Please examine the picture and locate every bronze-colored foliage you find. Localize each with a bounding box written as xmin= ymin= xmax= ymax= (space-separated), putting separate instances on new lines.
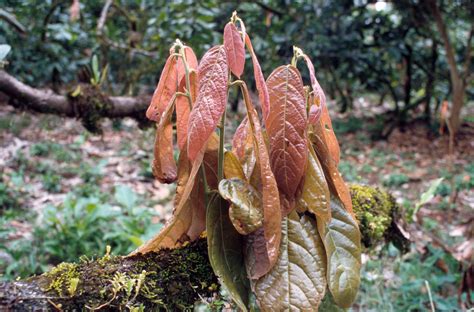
xmin=223 ymin=150 xmax=246 ymax=180
xmin=266 ymin=65 xmax=308 ymax=214
xmin=317 ymin=198 xmax=361 ymax=308
xmin=296 ymin=140 xmax=331 ymax=222
xmin=240 ymin=83 xmax=281 ymax=279
xmin=254 ymin=212 xmax=327 ymax=311
xmin=309 ymin=129 xmax=353 ymax=214
xmin=187 ymin=45 xmax=228 ymax=160
xmin=218 ymin=178 xmax=263 ymax=235
xmin=138 ymin=14 xmax=361 ymax=311
xmin=206 ymin=194 xmax=249 ymax=311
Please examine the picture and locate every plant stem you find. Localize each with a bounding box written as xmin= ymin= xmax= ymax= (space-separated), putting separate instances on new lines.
xmin=201 ymin=165 xmax=209 ymax=208
xmin=217 ymin=107 xmax=226 ymax=182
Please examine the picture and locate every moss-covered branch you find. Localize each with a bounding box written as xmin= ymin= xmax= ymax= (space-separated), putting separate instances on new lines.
xmin=0 ymin=185 xmax=408 ymax=311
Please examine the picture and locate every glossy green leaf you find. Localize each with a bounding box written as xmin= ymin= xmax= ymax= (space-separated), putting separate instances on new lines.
xmin=218 ymin=178 xmax=263 ymax=235
xmin=317 ymin=198 xmax=361 ymax=308
xmin=297 ymin=140 xmax=331 ymax=222
xmin=207 ymin=194 xmax=249 ymax=311
xmin=254 ymin=211 xmax=327 ymax=311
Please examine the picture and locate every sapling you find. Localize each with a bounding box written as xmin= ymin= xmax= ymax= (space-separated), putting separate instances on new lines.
xmin=137 ymin=12 xmax=361 ymax=311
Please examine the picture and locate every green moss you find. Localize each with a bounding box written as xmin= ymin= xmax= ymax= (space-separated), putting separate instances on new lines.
xmin=28 ymin=239 xmax=217 ymax=310
xmin=44 ymin=262 xmax=80 ymax=296
xmin=68 ymin=84 xmax=112 ymax=133
xmin=350 ymin=184 xmax=396 ymax=247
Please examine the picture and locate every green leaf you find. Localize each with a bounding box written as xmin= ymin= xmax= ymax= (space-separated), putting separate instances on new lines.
xmin=91 ymin=54 xmax=100 ymax=83
xmin=254 ymin=211 xmax=327 ymax=311
xmin=319 ymin=291 xmax=347 ymax=311
xmin=317 ymin=198 xmax=361 ymax=308
xmin=114 ymin=185 xmax=137 ymax=209
xmin=0 ymin=44 xmax=11 ymax=61
xmin=297 ymin=142 xmax=331 ymax=222
xmin=206 ymin=194 xmax=249 ymax=311
xmin=218 ymin=178 xmax=263 ymax=235
xmin=415 ymin=178 xmax=444 ymax=213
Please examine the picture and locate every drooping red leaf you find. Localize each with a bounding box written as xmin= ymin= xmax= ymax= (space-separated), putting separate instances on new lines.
xmin=224 ymin=22 xmax=245 ymax=78
xmin=301 ymin=54 xmax=325 ymax=125
xmin=133 ymin=135 xmax=219 ymax=254
xmin=176 ymin=70 xmax=198 ymax=150
xmin=175 ymin=46 xmax=198 ymax=83
xmin=187 ymin=45 xmax=228 ymax=161
xmin=241 ymin=83 xmax=281 ymax=279
xmin=152 ymin=95 xmax=177 ymax=183
xmin=146 ymin=54 xmax=178 ymax=122
xmin=244 ymin=34 xmax=270 ymax=121
xmin=265 ymin=65 xmax=308 ymax=213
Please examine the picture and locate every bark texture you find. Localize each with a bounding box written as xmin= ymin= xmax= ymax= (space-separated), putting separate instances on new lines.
xmin=0 ymin=70 xmax=150 ymax=119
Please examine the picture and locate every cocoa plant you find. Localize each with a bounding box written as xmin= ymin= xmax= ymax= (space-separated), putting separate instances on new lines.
xmin=137 ymin=12 xmax=361 ymax=311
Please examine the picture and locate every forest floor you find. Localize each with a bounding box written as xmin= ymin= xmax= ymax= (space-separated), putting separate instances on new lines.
xmin=0 ymin=100 xmax=472 ymax=311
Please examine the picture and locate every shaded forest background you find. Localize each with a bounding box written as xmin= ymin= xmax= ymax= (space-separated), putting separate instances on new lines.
xmin=0 ymin=0 xmax=473 ymax=310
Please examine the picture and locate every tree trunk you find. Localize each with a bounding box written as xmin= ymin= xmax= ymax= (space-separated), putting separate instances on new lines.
xmin=0 ymin=185 xmax=409 ymax=311
xmin=450 ymin=81 xmax=466 ymax=135
xmin=428 ymin=0 xmax=472 ymax=135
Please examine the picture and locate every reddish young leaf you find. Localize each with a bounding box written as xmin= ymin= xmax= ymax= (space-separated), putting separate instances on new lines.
xmin=266 ymin=65 xmax=308 ymax=211
xmin=301 ymin=54 xmax=325 ymax=125
xmin=175 ymin=46 xmax=199 ymax=83
xmin=176 ymin=70 xmax=198 ymax=150
xmin=187 ymin=45 xmax=228 ymax=161
xmin=224 ymin=22 xmax=245 ymax=78
xmin=152 ymin=95 xmax=177 ymax=183
xmin=241 ymin=83 xmax=281 ymax=279
xmin=146 ymin=54 xmax=178 ymax=122
xmin=244 ymin=34 xmax=270 ymax=121
xmin=232 ymin=116 xmax=250 ymax=160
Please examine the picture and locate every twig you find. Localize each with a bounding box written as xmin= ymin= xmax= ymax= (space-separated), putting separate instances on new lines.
xmin=0 ymin=9 xmax=27 ymax=34
xmin=97 ymin=0 xmax=113 ymax=35
xmin=425 ymin=280 xmax=436 ymax=312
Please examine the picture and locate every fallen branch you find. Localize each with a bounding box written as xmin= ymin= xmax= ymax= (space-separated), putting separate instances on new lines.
xmin=0 ymin=70 xmax=150 ymax=119
xmin=0 ymin=185 xmax=409 ymax=311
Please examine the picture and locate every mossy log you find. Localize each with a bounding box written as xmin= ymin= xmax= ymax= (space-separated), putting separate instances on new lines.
xmin=0 ymin=185 xmax=409 ymax=311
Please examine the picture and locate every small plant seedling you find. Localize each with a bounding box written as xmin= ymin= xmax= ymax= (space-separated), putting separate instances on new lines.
xmin=136 ymin=12 xmax=362 ymax=311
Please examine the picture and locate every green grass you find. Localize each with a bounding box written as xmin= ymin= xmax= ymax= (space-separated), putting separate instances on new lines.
xmin=0 ymin=184 xmax=162 ymax=280
xmin=358 ymin=244 xmax=462 ymax=311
